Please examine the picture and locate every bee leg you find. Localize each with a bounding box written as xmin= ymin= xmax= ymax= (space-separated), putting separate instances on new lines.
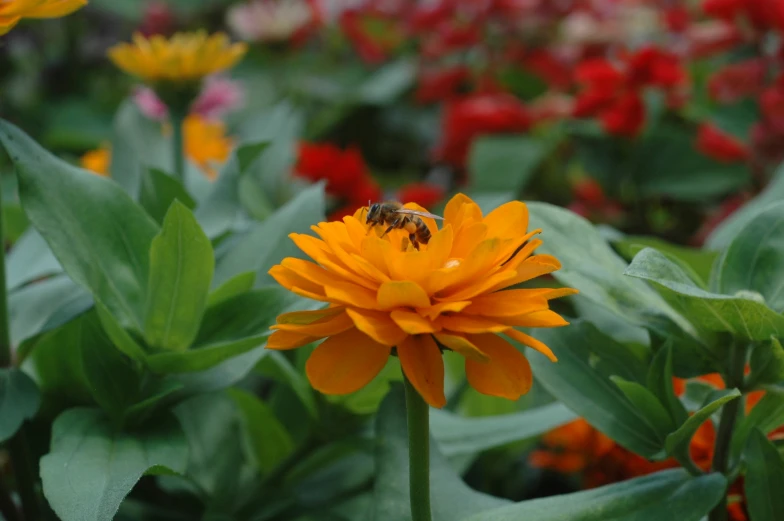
xmin=381 ymin=218 xmax=402 ymax=238
xmin=409 ymin=234 xmax=420 ymax=250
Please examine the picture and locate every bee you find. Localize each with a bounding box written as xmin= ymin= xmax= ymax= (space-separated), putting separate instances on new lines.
xmin=365 ymin=201 xmax=444 ymax=250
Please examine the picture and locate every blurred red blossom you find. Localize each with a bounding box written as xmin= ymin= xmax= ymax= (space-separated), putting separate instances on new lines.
xmin=691 ymin=193 xmax=750 ymax=246
xmin=708 ymin=59 xmax=767 ymax=103
xmin=695 ymin=124 xmax=748 ymax=163
xmin=139 ymin=1 xmax=174 ymax=37
xmin=415 ymin=66 xmax=471 ymax=104
xmin=134 ymin=76 xmax=245 ymax=121
xmin=227 ymin=0 xmax=320 ymax=44
xmin=573 ymin=46 xmax=687 ymax=137
xmin=435 ymin=93 xmax=531 ymax=168
xmin=340 ymin=7 xmax=406 ymax=63
xmin=396 ymin=182 xmax=445 ymax=208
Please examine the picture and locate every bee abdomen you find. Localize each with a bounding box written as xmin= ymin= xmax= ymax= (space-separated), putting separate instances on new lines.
xmin=416 ymin=220 xmax=431 ymax=244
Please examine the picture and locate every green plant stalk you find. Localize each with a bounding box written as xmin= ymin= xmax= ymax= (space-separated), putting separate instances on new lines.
xmin=8 ymin=429 xmax=41 ymax=521
xmin=171 ymin=110 xmax=186 ymax=182
xmin=708 ymin=342 xmax=747 ymax=521
xmin=404 ymin=375 xmax=432 ymax=521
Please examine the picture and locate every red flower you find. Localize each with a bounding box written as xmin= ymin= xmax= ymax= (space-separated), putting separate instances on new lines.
xmin=685 ymin=21 xmax=744 ymax=58
xmin=435 ymin=93 xmax=531 ymax=168
xmin=702 ymin=0 xmax=745 ymax=21
xmin=415 ymin=66 xmax=471 ymax=103
xmin=599 ymin=91 xmax=646 ymax=137
xmin=708 ymin=59 xmax=767 ymax=103
xmin=695 ymin=124 xmax=749 ymax=163
xmin=396 ymin=182 xmax=445 ymax=208
xmin=295 ymin=143 xmax=369 ymax=198
xmin=340 ymin=9 xmax=404 ymax=64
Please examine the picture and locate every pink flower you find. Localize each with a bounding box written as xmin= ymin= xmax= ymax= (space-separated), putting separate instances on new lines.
xmin=227 ymin=0 xmax=318 ymax=43
xmin=133 ymin=77 xmax=245 ymax=121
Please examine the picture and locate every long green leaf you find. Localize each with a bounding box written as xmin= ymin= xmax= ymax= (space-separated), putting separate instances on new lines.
xmin=745 ymin=429 xmax=784 ymax=521
xmin=731 ymin=388 xmax=784 ymax=463
xmin=0 ymin=368 xmax=40 ymax=442
xmin=144 ymin=202 xmax=214 ymax=351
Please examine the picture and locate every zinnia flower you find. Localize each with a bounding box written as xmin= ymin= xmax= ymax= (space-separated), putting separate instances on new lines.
xmin=0 ymin=0 xmax=86 ymax=35
xmin=108 ymin=31 xmax=247 ymax=84
xmin=267 ymin=194 xmax=577 ymax=408
xmin=80 ymin=143 xmax=111 ymax=176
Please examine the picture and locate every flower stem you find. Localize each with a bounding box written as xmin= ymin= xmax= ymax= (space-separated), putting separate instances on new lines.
xmin=171 ymin=110 xmax=186 ymax=182
xmin=708 ymin=342 xmax=747 ymax=521
xmin=404 ymin=374 xmax=432 ymax=521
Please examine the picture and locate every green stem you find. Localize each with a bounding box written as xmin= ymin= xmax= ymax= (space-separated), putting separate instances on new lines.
xmin=708 ymin=342 xmax=747 ymax=521
xmin=171 ymin=111 xmax=186 ymax=182
xmin=404 ymin=375 xmax=432 ymax=521
xmin=8 ymin=426 xmax=42 ymax=521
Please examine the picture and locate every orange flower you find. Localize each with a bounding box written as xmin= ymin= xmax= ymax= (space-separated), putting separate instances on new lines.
xmin=79 ymin=144 xmax=111 ymax=177
xmin=267 ymin=194 xmax=577 ymax=408
xmin=80 ymin=114 xmax=232 ymax=180
xmin=0 ymin=0 xmax=86 ymax=36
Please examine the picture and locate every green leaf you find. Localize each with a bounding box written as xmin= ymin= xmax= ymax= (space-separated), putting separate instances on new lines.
xmin=707 ymin=162 xmax=784 ymax=250
xmin=196 ymin=141 xmax=270 ymax=239
xmin=632 ymin=124 xmax=748 ymax=202
xmin=527 ymin=203 xmax=701 ymax=344
xmin=139 ymin=167 xmax=196 ymax=224
xmin=611 ymin=376 xmax=675 ymax=441
xmin=665 ymin=388 xmax=740 ymax=459
xmin=744 ymin=429 xmax=784 ymax=521
xmin=371 ymin=387 xmax=510 ymax=521
xmin=213 ymin=183 xmax=326 ymax=288
xmin=144 ymin=202 xmax=214 ymax=351
xmin=9 ymin=275 xmax=92 ymax=347
xmin=713 ymin=201 xmax=784 ymax=313
xmin=0 ymin=368 xmax=41 ymax=442
xmin=463 ymin=469 xmax=726 ymax=521
xmin=146 ymin=333 xmax=269 ymax=374
xmin=614 ymin=236 xmax=718 ymax=288
xmin=96 ymin=303 xmax=147 ymax=363
xmin=256 ymin=351 xmax=318 ymax=419
xmin=358 ymin=59 xmax=416 ymax=104
xmin=731 ymin=388 xmax=784 ymax=463
xmin=430 ymin=402 xmax=577 ymax=456
xmin=6 ymin=229 xmax=61 ymax=291
xmin=468 ymin=136 xmax=546 ymax=194
xmin=647 ymin=344 xmax=688 ymax=427
xmin=529 ymin=323 xmax=664 ymax=458
xmin=40 ymin=408 xmax=187 ymax=521
xmin=207 ymin=272 xmax=257 ymax=308
xmin=228 ymin=388 xmax=295 ymax=473
xmin=0 ymin=120 xmax=160 ymax=330
xmin=626 ymin=248 xmax=784 ymax=341
xmin=79 ymin=314 xmax=141 ymax=421
xmin=749 ymin=337 xmax=784 ymax=387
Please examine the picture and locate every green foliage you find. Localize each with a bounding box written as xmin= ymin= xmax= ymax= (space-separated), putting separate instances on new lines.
xmin=731 ymin=389 xmax=784 ymax=463
xmin=468 ymin=136 xmax=547 ymax=194
xmin=0 ymin=368 xmax=40 ymax=442
xmin=139 ymin=167 xmax=196 ymax=224
xmin=744 ymin=430 xmax=784 ymax=521
xmin=40 ymin=408 xmax=187 ymax=521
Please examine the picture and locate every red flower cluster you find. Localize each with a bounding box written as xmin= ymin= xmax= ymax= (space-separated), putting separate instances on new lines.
xmin=395 ymin=182 xmax=445 ymax=209
xmin=574 ymin=46 xmax=688 ymax=137
xmin=294 ymin=143 xmax=382 ymax=220
xmin=567 ymin=178 xmax=624 ymax=225
xmin=702 ymin=0 xmax=784 ymax=32
xmin=435 ymin=93 xmax=531 ymax=168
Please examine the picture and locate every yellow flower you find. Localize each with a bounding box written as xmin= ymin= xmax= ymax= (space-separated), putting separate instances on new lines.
xmin=107 ymin=31 xmax=248 ymax=84
xmin=0 ymin=0 xmax=86 ymax=35
xmin=267 ymin=194 xmax=577 ymax=408
xmin=80 ymin=143 xmax=111 ymax=176
xmin=80 ymin=115 xmax=233 ymax=179
xmin=182 ymin=114 xmax=233 ymax=180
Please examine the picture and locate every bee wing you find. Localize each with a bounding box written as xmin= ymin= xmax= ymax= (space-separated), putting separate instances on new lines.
xmin=394 ymin=208 xmax=444 ymax=220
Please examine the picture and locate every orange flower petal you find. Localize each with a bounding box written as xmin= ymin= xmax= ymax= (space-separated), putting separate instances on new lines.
xmin=267 ymin=330 xmax=319 ymax=350
xmin=425 ymin=225 xmax=454 ymax=270
xmin=281 ymin=258 xmax=338 ymax=288
xmin=345 ymin=308 xmax=408 ymax=346
xmin=429 ymin=238 xmax=501 ymax=295
xmin=418 ymin=300 xmax=472 ymax=320
xmin=398 ymin=334 xmax=446 ymax=408
xmin=463 ymin=292 xmax=550 ymax=317
xmin=361 ymin=236 xmax=394 ymax=277
xmin=443 ymin=271 xmax=518 ymax=302
xmin=324 ymin=281 xmax=379 ymax=309
xmin=506 ymin=310 xmax=570 ymax=328
xmin=305 ymin=328 xmax=391 ymax=395
xmin=444 ymin=193 xmax=482 ymax=231
xmin=440 ymin=315 xmax=510 ymax=334
xmin=499 ymin=238 xmax=544 ymax=271
xmin=268 ymin=265 xmax=327 ymax=299
xmin=275 ymin=306 xmax=344 ymax=325
xmin=434 ymin=332 xmax=488 ymax=362
xmin=390 ymin=310 xmax=440 ymax=335
xmin=483 ymin=201 xmax=529 ymax=241
xmin=499 ymin=255 xmax=562 ymax=290
xmin=272 ymin=310 xmax=354 ymax=337
xmin=504 ymin=329 xmax=558 ymax=362
xmin=377 ymin=280 xmax=431 ymax=310
xmin=465 ymin=333 xmax=532 ymax=400
xmin=451 ymin=222 xmax=488 ymax=260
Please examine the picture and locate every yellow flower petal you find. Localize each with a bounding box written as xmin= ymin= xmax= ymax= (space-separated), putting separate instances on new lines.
xmin=398 ymin=335 xmax=446 ymax=408
xmin=483 ymin=201 xmax=529 ymax=242
xmin=505 ymin=310 xmax=570 ymax=328
xmin=440 ymin=315 xmax=510 ymax=334
xmin=377 ymin=280 xmax=431 ymax=310
xmin=268 ymin=265 xmax=327 ymax=299
xmin=324 ymin=281 xmax=379 ymax=309
xmin=465 ymin=333 xmax=532 ymax=400
xmin=275 ymin=307 xmax=344 ymax=325
xmin=306 ymin=328 xmax=391 ymax=395
xmin=271 ymin=310 xmax=354 ymax=337
xmin=463 ymin=292 xmax=550 ymax=317
xmin=345 ymin=308 xmax=408 ymax=346
xmin=390 ymin=310 xmax=440 ymax=335
xmin=504 ymin=329 xmax=558 ymax=362
xmin=444 ymin=193 xmax=482 ymax=230
xmin=433 ymin=332 xmax=488 ymax=363
xmin=418 ymin=300 xmax=472 ymax=320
